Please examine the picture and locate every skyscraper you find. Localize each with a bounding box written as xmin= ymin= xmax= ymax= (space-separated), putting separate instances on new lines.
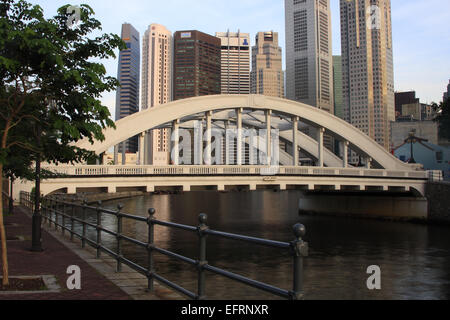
xmin=285 ymin=0 xmax=334 ymax=114
xmin=115 ymin=23 xmax=140 ymax=159
xmin=251 ymin=31 xmax=285 ymax=98
xmin=173 ymin=30 xmax=221 ymax=100
xmin=340 ymin=0 xmax=395 ymax=150
xmin=216 ymin=31 xmax=250 ymax=95
xmin=141 ymin=24 xmax=173 ymax=165
xmin=444 ymin=80 xmax=450 ymax=102
xmin=333 ymin=56 xmax=344 ymax=119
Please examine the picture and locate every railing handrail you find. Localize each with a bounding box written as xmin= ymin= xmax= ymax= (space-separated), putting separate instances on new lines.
xmin=20 ymin=191 xmax=308 ymax=300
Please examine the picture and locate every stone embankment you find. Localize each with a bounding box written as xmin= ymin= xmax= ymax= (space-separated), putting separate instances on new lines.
xmin=426 ymin=182 xmax=450 ymax=224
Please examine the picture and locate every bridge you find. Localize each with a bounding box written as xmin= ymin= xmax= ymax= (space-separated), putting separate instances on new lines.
xmin=13 ymin=94 xmax=438 ymax=203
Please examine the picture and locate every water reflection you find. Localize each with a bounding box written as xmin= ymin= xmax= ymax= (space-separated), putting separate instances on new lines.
xmin=82 ymin=190 xmax=450 ymax=300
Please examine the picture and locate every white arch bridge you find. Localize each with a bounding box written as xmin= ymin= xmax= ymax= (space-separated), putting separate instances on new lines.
xmin=16 ymin=95 xmax=439 ymax=199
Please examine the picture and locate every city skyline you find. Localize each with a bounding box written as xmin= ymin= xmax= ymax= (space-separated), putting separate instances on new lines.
xmin=34 ymin=0 xmax=450 ymax=119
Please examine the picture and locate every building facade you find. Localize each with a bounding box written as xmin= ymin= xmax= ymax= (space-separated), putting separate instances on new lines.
xmin=390 ymin=120 xmax=439 ymax=149
xmin=250 ymin=31 xmax=285 ymax=98
xmin=115 ymin=23 xmax=140 ymax=157
xmin=141 ymin=24 xmax=173 ymax=165
xmin=285 ymin=0 xmax=334 ymax=114
xmin=173 ymin=30 xmax=221 ymax=100
xmin=216 ymin=31 xmax=250 ymax=95
xmin=340 ymin=0 xmax=395 ymax=151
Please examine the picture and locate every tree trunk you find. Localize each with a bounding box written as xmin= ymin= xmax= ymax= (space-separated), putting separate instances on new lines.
xmin=0 ymin=164 xmax=9 ymax=286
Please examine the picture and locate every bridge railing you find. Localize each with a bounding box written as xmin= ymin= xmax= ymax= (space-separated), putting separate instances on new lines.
xmin=40 ymin=164 xmax=431 ymax=180
xmin=20 ymin=192 xmax=308 ymax=300
xmin=428 ymin=170 xmax=444 ymax=182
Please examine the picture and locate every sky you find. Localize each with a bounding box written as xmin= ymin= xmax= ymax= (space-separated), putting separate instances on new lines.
xmin=30 ymin=0 xmax=450 ymax=119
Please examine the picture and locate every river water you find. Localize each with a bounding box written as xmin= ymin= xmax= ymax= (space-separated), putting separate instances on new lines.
xmin=91 ymin=190 xmax=450 ymax=300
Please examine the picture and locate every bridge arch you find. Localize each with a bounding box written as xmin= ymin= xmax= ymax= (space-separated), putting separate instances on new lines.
xmin=76 ymin=94 xmax=415 ymax=171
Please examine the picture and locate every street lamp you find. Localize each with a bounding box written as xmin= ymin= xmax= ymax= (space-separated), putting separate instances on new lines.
xmin=408 ymin=131 xmax=417 ymax=164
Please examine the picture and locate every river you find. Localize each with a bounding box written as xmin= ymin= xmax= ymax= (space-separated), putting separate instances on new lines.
xmin=87 ymin=190 xmax=450 ymax=300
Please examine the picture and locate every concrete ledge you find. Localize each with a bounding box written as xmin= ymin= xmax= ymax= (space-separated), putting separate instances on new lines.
xmin=0 ymin=275 xmax=61 ymax=295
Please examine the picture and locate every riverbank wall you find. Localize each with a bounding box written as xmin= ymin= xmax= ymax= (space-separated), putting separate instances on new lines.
xmin=426 ymin=182 xmax=450 ymax=224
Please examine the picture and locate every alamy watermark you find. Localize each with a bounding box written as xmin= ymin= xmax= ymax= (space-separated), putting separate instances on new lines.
xmin=66 ymin=5 xmax=81 ymax=28
xmin=367 ymin=5 xmax=381 ymax=30
xmin=366 ymin=265 xmax=381 ymax=290
xmin=170 ymin=121 xmax=280 ymax=175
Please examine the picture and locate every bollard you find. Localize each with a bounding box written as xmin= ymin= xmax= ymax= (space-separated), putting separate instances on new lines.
xmin=96 ymin=200 xmax=102 ymax=258
xmin=146 ymin=208 xmax=156 ymax=292
xmin=291 ymin=223 xmax=308 ymax=300
xmin=196 ymin=213 xmax=209 ymax=300
xmin=81 ymin=200 xmax=87 ymax=248
xmin=116 ymin=204 xmax=124 ymax=272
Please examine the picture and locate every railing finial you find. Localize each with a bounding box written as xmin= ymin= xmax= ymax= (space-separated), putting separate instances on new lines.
xmin=293 ymin=223 xmax=306 ymax=240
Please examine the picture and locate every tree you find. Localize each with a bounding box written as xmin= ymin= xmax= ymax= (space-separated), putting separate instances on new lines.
xmin=433 ymin=98 xmax=450 ymax=141
xmin=0 ymin=0 xmax=124 ymax=286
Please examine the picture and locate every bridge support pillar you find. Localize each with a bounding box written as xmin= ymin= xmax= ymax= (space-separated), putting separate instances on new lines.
xmin=279 ymin=183 xmax=287 ymax=191
xmin=318 ymin=127 xmax=325 ymax=167
xmin=122 ymin=142 xmax=126 ymax=165
xmin=67 ymin=186 xmax=76 ymax=194
xmin=365 ymin=157 xmax=372 ymax=169
xmin=146 ymin=185 xmax=155 ymax=193
xmin=217 ymin=184 xmax=225 ymax=191
xmin=342 ymin=141 xmax=349 ymax=168
xmin=107 ymin=186 xmax=116 ymax=194
xmin=265 ymin=110 xmax=272 ymax=165
xmin=292 ymin=116 xmax=299 ymax=166
xmin=249 ymin=184 xmax=257 ymax=191
xmin=205 ymin=111 xmax=212 ymax=165
xmin=172 ymin=120 xmax=180 ymax=165
xmin=237 ymin=108 xmax=243 ymax=165
xmin=183 ymin=185 xmax=191 ymax=192
xmin=194 ymin=121 xmax=203 ymax=165
xmin=114 ymin=145 xmax=119 ymax=165
xmin=139 ymin=133 xmax=145 ymax=165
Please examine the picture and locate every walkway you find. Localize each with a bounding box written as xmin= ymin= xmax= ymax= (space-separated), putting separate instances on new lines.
xmin=0 ymin=206 xmax=182 ymax=300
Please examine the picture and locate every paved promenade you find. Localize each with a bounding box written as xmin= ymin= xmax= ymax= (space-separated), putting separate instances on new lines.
xmin=0 ymin=206 xmax=183 ymax=300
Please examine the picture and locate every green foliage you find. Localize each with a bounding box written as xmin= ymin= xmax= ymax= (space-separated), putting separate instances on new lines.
xmin=0 ymin=0 xmax=125 ymax=180
xmin=433 ymin=98 xmax=450 ymax=141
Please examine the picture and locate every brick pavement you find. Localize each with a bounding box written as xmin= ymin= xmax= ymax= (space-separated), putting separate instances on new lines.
xmin=0 ymin=206 xmax=131 ymax=300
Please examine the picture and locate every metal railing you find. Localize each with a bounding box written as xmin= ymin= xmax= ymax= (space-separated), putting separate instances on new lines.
xmin=2 ymin=191 xmax=14 ymax=215
xmin=20 ymin=192 xmax=308 ymax=300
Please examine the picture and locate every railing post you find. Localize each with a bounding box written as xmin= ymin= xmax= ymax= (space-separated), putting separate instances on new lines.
xmin=116 ymin=204 xmax=124 ymax=273
xmin=146 ymin=208 xmax=156 ymax=292
xmin=81 ymin=200 xmax=87 ymax=248
xmin=196 ymin=213 xmax=209 ymax=300
xmin=70 ymin=201 xmax=75 ymax=241
xmin=96 ymin=200 xmax=102 ymax=258
xmin=290 ymin=223 xmax=308 ymax=300
xmin=48 ymin=196 xmax=56 ymax=228
xmin=55 ymin=196 xmax=59 ymax=231
xmin=62 ymin=196 xmax=66 ymax=236
xmin=9 ymin=194 xmax=13 ymax=216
